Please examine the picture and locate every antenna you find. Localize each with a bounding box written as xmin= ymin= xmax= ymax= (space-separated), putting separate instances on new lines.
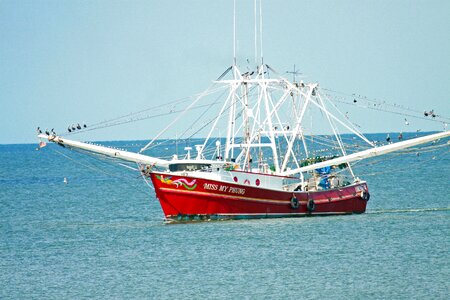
xmin=254 ymin=0 xmax=257 ymax=65
xmin=286 ymin=64 xmax=302 ymax=82
xmin=259 ymin=0 xmax=264 ymax=65
xmin=233 ymin=0 xmax=236 ymax=66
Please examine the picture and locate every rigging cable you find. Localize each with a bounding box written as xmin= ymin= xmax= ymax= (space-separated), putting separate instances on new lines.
xmin=322 ymin=87 xmax=450 ymax=121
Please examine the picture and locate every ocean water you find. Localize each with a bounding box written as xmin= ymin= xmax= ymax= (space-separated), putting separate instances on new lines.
xmin=1 ymin=135 xmax=449 ymax=299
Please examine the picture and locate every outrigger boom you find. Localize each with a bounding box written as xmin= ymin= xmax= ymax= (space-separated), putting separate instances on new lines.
xmin=38 ymin=130 xmax=449 ymax=176
xmin=37 ymin=134 xmax=170 ymax=168
xmin=280 ymin=130 xmax=450 ymax=176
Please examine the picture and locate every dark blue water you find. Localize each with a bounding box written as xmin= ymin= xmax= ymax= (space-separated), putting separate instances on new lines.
xmin=1 ymin=135 xmax=449 ymax=299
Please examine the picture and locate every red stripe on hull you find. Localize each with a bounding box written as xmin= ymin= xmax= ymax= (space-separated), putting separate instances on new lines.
xmin=150 ymin=172 xmax=369 ymax=221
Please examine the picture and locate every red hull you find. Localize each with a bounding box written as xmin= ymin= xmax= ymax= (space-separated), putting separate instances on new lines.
xmin=150 ymin=172 xmax=369 ymax=222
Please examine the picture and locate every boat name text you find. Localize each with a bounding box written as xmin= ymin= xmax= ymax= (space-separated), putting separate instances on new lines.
xmin=203 ymin=183 xmax=245 ymax=195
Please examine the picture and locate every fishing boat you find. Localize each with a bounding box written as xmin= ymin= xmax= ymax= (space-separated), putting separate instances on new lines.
xmin=37 ymin=3 xmax=449 ymax=222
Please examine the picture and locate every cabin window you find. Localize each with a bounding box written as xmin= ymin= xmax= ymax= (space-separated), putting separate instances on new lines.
xmin=169 ymin=163 xmax=212 ymax=172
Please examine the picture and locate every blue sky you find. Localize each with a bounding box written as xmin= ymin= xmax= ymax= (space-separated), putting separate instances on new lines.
xmin=1 ymin=0 xmax=449 ymax=144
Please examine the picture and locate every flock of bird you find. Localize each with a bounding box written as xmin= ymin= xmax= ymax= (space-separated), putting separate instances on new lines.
xmin=67 ymin=123 xmax=87 ymax=132
xmin=36 ymin=123 xmax=87 ymax=136
xmin=36 ymin=127 xmax=55 ymax=136
xmin=423 ymin=110 xmax=437 ymax=118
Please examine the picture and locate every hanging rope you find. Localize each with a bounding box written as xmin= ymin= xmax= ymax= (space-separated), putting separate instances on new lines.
xmin=51 ymin=147 xmax=140 ymax=181
xmin=322 ymin=88 xmax=450 ymax=125
xmin=352 ymin=143 xmax=449 ymax=177
xmin=322 ymin=87 xmax=450 ymax=122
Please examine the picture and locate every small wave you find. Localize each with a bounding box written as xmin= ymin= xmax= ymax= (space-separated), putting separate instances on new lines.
xmin=367 ymin=207 xmax=450 ymax=214
xmin=46 ymin=220 xmax=163 ymax=229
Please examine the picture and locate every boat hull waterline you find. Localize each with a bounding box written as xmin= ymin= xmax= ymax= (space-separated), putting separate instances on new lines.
xmin=150 ymin=172 xmax=369 ymax=222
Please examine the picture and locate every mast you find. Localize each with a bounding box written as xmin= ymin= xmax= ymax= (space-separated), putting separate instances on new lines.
xmin=233 ymin=0 xmax=236 ymax=66
xmin=316 ymin=92 xmax=356 ymax=179
xmin=259 ymin=0 xmax=264 ymax=65
xmin=262 ymin=79 xmax=280 ymax=173
xmin=280 ymin=83 xmax=315 ymax=172
xmin=242 ymin=74 xmax=251 ymax=170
